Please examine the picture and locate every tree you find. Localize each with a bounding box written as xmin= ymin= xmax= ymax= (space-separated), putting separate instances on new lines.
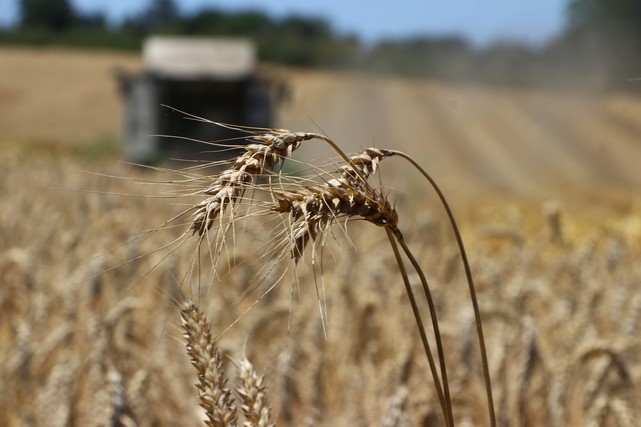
xmin=145 ymin=0 xmax=181 ymax=31
xmin=568 ymin=0 xmax=641 ymax=31
xmin=20 ymin=0 xmax=76 ymax=32
xmin=566 ymin=0 xmax=641 ymax=87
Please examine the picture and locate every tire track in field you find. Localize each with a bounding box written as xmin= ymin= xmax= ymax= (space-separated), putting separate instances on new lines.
xmin=280 ymin=71 xmax=390 ymax=153
xmin=280 ymin=70 xmax=641 ymax=201
xmin=600 ymin=105 xmax=641 ymax=147
xmin=519 ymin=93 xmax=638 ymax=190
xmin=462 ymin=88 xmax=641 ymax=195
xmin=364 ymin=78 xmax=479 ymax=199
xmin=456 ymin=87 xmax=592 ymax=196
xmin=410 ymin=82 xmax=523 ymax=196
xmin=578 ymin=106 xmax=641 ymax=190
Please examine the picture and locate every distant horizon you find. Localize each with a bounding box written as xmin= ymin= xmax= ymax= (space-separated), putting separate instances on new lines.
xmin=0 ymin=0 xmax=570 ymax=48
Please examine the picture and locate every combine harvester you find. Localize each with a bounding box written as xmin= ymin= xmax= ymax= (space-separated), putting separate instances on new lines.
xmin=118 ymin=36 xmax=283 ymax=164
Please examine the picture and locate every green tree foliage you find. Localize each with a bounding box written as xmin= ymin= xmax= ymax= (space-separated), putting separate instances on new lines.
xmin=181 ymin=10 xmax=354 ymax=67
xmin=144 ymin=0 xmax=181 ymax=31
xmin=259 ymin=16 xmax=348 ymax=66
xmin=121 ymin=0 xmax=181 ymax=34
xmin=6 ymin=0 xmax=639 ymax=90
xmin=20 ymin=0 xmax=76 ymax=31
xmin=568 ymin=0 xmax=641 ymax=31
xmin=362 ymin=37 xmax=473 ymax=78
xmin=564 ymin=0 xmax=641 ymax=87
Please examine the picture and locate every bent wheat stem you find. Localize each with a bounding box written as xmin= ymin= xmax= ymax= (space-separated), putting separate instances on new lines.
xmin=387 ymin=149 xmax=496 ymax=427
xmin=391 ymin=227 xmax=454 ymax=427
xmin=185 ymin=128 xmax=492 ymax=427
xmin=386 ymin=228 xmax=452 ymax=427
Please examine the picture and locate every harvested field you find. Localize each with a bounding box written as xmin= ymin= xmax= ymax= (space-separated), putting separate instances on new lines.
xmin=0 ymin=47 xmax=140 ymax=148
xmin=1 ymin=47 xmax=640 ymax=426
xmin=2 ymin=46 xmax=640 ymax=203
xmin=278 ymin=70 xmax=641 ymax=205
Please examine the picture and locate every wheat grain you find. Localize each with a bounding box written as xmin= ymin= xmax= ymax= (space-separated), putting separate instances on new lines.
xmin=380 ymin=386 xmax=410 ymax=427
xmin=126 ymin=368 xmax=151 ymax=426
xmin=35 ymin=351 xmax=79 ymax=427
xmin=609 ymin=397 xmax=636 ymax=427
xmin=181 ymin=300 xmax=238 ymax=427
xmin=235 ymin=357 xmax=275 ymax=427
xmin=190 ymin=130 xmax=318 ymax=236
xmin=272 ymin=184 xmax=397 ymax=262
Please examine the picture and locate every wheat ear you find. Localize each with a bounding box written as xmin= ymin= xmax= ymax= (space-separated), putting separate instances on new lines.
xmin=272 ymin=146 xmax=453 ymax=426
xmin=272 ymin=184 xmax=397 ymax=262
xmin=235 ymin=357 xmax=275 ymax=427
xmin=190 ymin=130 xmax=318 ymax=236
xmin=336 ymin=146 xmax=494 ymax=425
xmin=332 ymin=147 xmax=456 ymax=426
xmin=181 ymin=300 xmax=237 ymax=427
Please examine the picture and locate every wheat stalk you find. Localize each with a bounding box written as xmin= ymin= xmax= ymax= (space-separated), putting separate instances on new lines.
xmin=235 ymin=357 xmax=275 ymax=427
xmin=261 ymin=145 xmax=455 ymax=424
xmin=183 ymin=128 xmax=496 ymax=427
xmin=180 ymin=300 xmax=238 ymax=427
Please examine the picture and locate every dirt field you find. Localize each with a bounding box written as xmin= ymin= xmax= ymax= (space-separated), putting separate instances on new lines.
xmin=0 ymin=47 xmax=141 ymax=148
xmin=1 ymin=46 xmax=640 ymax=205
xmin=278 ymin=70 xmax=641 ymax=205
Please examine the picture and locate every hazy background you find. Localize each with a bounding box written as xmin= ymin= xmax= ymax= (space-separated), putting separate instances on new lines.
xmin=2 ymin=0 xmax=640 ymax=88
xmin=1 ymin=0 xmax=640 ymax=204
xmin=0 ymin=0 xmax=568 ymax=47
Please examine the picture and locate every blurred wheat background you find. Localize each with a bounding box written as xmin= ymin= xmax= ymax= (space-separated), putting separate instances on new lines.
xmin=1 ymin=34 xmax=641 ymax=427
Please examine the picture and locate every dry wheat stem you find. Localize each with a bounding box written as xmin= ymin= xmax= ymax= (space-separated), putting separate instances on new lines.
xmin=184 ymin=129 xmax=491 ymax=427
xmin=391 ymin=228 xmax=454 ymax=427
xmin=326 ymin=145 xmax=491 ymax=426
xmin=385 ymin=149 xmax=497 ymax=427
xmin=321 ymin=145 xmax=454 ymax=424
xmin=266 ymin=142 xmax=453 ymax=425
xmin=385 ymin=227 xmax=451 ymax=427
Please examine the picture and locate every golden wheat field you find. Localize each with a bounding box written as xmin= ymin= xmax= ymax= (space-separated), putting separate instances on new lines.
xmin=1 ymin=47 xmax=641 ymax=426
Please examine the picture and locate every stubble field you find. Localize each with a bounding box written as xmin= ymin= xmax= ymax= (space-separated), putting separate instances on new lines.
xmin=1 ymin=46 xmax=640 ymax=426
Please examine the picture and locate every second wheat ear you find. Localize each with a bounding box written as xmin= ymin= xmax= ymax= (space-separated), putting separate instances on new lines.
xmin=187 ymin=127 xmax=495 ymax=427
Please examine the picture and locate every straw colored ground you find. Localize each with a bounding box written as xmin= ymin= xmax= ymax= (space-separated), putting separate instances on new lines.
xmin=2 ymin=46 xmax=641 ymax=204
xmin=0 ymin=46 xmax=640 ymax=426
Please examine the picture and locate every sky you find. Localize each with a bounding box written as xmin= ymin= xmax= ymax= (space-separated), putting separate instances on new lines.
xmin=0 ymin=0 xmax=570 ymax=47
